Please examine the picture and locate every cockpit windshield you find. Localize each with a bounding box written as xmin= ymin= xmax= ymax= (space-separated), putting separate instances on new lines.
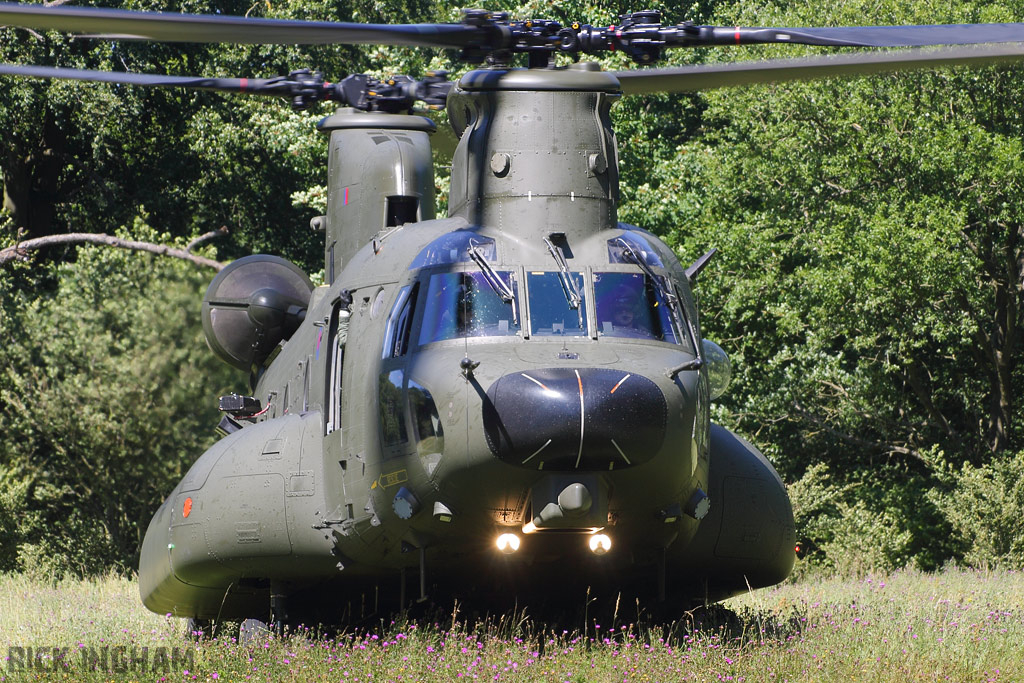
xmin=594 ymin=272 xmax=679 ymax=343
xmin=418 ymin=271 xmax=520 ymax=345
xmin=527 ymin=271 xmax=587 ymax=336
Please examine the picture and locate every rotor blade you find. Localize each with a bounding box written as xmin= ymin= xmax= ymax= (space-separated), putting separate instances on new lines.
xmin=0 ymin=2 xmax=488 ymax=48
xmin=700 ymin=23 xmax=1024 ymax=48
xmin=0 ymin=62 xmax=297 ymax=95
xmin=613 ymin=44 xmax=1024 ymax=95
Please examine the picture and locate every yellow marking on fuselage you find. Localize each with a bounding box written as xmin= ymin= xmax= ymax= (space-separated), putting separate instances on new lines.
xmin=375 ymin=469 xmax=408 ymax=490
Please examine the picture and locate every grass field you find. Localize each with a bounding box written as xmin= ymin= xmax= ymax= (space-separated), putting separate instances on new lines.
xmin=2 ymin=568 xmax=1023 ymax=681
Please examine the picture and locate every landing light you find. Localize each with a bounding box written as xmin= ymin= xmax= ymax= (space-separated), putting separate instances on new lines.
xmin=496 ymin=533 xmax=521 ymax=554
xmin=588 ymin=533 xmax=612 ymax=555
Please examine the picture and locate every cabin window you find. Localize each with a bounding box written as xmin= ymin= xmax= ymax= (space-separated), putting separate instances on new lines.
xmin=382 ymin=283 xmax=419 ymax=358
xmin=594 ymin=272 xmax=679 ymax=343
xmin=324 ymin=305 xmax=347 ymax=436
xmin=418 ymin=271 xmax=519 ymax=345
xmin=302 ymin=358 xmax=310 ymax=412
xmin=526 ymin=271 xmax=587 ymax=337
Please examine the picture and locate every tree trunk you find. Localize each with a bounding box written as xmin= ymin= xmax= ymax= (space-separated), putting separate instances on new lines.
xmin=981 ymin=223 xmax=1022 ymax=452
xmin=2 ymin=107 xmax=67 ymax=239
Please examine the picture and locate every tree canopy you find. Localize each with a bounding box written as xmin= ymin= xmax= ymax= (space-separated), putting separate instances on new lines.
xmin=640 ymin=0 xmax=1024 ymax=569
xmin=1 ymin=0 xmax=1023 ymax=575
xmin=0 ymin=224 xmax=236 ymax=574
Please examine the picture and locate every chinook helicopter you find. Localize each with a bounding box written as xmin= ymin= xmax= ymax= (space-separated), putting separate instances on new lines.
xmin=4 ymin=1 xmax=1024 ymax=628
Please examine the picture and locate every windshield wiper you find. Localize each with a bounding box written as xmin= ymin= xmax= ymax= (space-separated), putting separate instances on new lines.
xmin=467 ymin=239 xmax=519 ymax=325
xmin=614 ymin=237 xmax=703 ymax=375
xmin=543 ymin=235 xmax=585 ymax=329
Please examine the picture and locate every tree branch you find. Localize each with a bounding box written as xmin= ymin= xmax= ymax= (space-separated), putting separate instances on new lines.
xmin=792 ymin=400 xmax=931 ymax=466
xmin=0 ymin=233 xmax=225 ymax=270
xmin=186 ymin=225 xmax=229 ymax=253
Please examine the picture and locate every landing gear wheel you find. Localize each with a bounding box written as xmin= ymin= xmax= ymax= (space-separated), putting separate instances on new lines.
xmin=239 ymin=618 xmax=272 ymax=645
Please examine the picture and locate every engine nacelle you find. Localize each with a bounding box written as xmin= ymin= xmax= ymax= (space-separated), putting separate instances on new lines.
xmin=201 ymin=254 xmax=312 ymax=371
xmin=317 ymin=109 xmax=437 ymax=283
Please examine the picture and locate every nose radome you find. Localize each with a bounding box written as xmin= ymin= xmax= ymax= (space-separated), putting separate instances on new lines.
xmin=482 ymin=367 xmax=667 ymax=471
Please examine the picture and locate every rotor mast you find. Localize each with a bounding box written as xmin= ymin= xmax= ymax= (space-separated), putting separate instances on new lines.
xmin=446 ymin=65 xmax=622 ymax=241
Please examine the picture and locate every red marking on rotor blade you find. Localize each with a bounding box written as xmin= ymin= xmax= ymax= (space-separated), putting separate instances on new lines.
xmin=240 ymin=77 xmax=248 ymax=92
xmin=735 ymin=27 xmax=741 ymax=44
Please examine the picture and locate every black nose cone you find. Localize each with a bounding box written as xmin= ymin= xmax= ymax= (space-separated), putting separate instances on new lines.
xmin=483 ymin=367 xmax=667 ymax=470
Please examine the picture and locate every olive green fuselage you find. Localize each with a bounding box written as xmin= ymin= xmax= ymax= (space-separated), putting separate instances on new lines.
xmin=139 ymin=66 xmax=794 ymax=620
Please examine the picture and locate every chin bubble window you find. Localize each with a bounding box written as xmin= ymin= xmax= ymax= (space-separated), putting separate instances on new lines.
xmin=409 ymin=379 xmax=444 ymax=476
xmin=594 ymin=272 xmax=678 ymax=343
xmin=418 ymin=271 xmax=520 ymax=345
xmin=378 ymin=369 xmax=408 ymax=447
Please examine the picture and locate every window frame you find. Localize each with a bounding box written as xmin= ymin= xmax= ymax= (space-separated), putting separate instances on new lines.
xmin=524 ymin=269 xmax=590 ymax=339
xmin=415 ymin=265 xmax=523 ymax=348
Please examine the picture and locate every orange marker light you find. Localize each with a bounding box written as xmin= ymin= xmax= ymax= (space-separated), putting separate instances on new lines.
xmin=183 ymin=497 xmax=193 ymax=518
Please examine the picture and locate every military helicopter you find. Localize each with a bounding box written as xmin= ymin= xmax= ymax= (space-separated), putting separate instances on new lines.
xmin=4 ymin=1 xmax=1024 ymax=629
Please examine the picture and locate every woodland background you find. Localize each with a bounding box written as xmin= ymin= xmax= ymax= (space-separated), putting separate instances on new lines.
xmin=1 ymin=0 xmax=1022 ymax=578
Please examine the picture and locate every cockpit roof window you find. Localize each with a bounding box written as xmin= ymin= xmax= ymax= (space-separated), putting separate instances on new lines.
xmin=418 ymin=271 xmax=520 ymax=345
xmin=594 ymin=271 xmax=681 ymax=345
xmin=607 ymin=232 xmax=664 ymax=267
xmin=409 ymin=232 xmax=496 ymax=270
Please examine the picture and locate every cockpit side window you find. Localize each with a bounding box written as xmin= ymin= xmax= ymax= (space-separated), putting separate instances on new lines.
xmin=418 ymin=271 xmax=520 ymax=345
xmin=594 ymin=272 xmax=679 ymax=343
xmin=527 ymin=271 xmax=587 ymax=336
xmin=382 ymin=282 xmax=420 ymax=358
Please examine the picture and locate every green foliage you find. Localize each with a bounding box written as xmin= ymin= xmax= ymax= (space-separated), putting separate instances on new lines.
xmin=0 ymin=0 xmax=462 ymax=271
xmin=0 ymin=469 xmax=30 ymax=573
xmin=789 ymin=463 xmax=918 ymax=576
xmin=930 ymin=452 xmax=1024 ymax=569
xmin=0 ymin=222 xmax=237 ymax=576
xmin=2 ymin=0 xmax=1024 ymax=578
xmin=631 ymin=0 xmax=1024 ymax=571
xmin=674 ymin=0 xmax=1021 ymax=463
